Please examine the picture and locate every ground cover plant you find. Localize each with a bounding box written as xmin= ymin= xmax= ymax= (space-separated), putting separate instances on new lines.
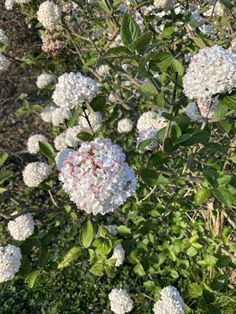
xmin=0 ymin=0 xmax=236 ymax=313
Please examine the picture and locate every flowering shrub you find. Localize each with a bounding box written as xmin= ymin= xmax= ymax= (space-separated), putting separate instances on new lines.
xmin=1 ymin=0 xmax=236 ymax=313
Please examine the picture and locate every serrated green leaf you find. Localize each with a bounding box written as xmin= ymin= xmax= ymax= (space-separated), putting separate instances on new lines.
xmin=121 ymin=13 xmax=141 ymax=46
xmin=58 ymin=246 xmax=81 ymax=269
xmin=79 ymin=220 xmax=94 ymax=248
xmin=25 ymin=270 xmax=41 ymax=288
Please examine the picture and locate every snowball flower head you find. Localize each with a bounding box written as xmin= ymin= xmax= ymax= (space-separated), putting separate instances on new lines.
xmin=153 ymin=286 xmax=184 ymax=314
xmin=52 ymin=72 xmax=98 ymax=109
xmin=0 ymin=53 xmax=10 ymax=73
xmin=153 ymin=0 xmax=175 ymax=11
xmin=183 ymin=45 xmax=236 ymax=100
xmin=137 ymin=111 xmax=168 ymax=132
xmin=23 ymin=162 xmax=51 ymax=187
xmin=41 ymin=106 xmax=54 ymax=122
xmin=112 ymin=244 xmax=125 ymax=267
xmin=8 ymin=213 xmax=35 ymax=241
xmin=78 ymin=110 xmax=102 ymax=132
xmin=51 ymin=107 xmax=71 ymax=126
xmin=36 ymin=73 xmax=55 ymax=89
xmin=37 ymin=1 xmax=61 ymax=30
xmin=109 ymin=289 xmax=133 ymax=314
xmin=0 ymin=245 xmax=22 ymax=283
xmin=27 ymin=134 xmax=47 ymax=154
xmin=0 ymin=29 xmax=8 ymax=44
xmin=118 ymin=118 xmax=133 ymax=134
xmin=59 ymin=138 xmax=136 ymax=215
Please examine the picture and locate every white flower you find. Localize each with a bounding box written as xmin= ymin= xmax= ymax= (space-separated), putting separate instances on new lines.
xmin=78 ymin=110 xmax=102 ymax=132
xmin=55 ymin=148 xmax=73 ymax=170
xmin=7 ymin=213 xmax=35 ymax=241
xmin=15 ymin=0 xmax=31 ymax=3
xmin=52 ymin=72 xmax=98 ymax=109
xmin=23 ymin=162 xmax=52 ymax=187
xmin=64 ymin=125 xmax=85 ymax=147
xmin=37 ymin=1 xmax=61 ymax=30
xmin=137 ymin=111 xmax=168 ymax=132
xmin=59 ymin=138 xmax=137 ymax=215
xmin=153 ymin=0 xmax=175 ymax=11
xmin=40 ymin=106 xmax=54 ymax=123
xmin=137 ymin=128 xmax=159 ymax=151
xmin=54 ymin=132 xmax=68 ymax=151
xmin=203 ymin=2 xmax=224 ymax=17
xmin=51 ymin=108 xmax=71 ymax=126
xmin=117 ymin=118 xmax=133 ymax=134
xmin=108 ymin=289 xmax=133 ymax=314
xmin=0 ymin=29 xmax=8 ymax=44
xmin=36 ymin=73 xmax=56 ymax=89
xmin=0 ymin=53 xmax=10 ymax=73
xmin=153 ymin=286 xmax=184 ymax=314
xmin=27 ymin=134 xmax=47 ymax=154
xmin=0 ymin=245 xmax=22 ymax=283
xmin=97 ymin=64 xmax=110 ymax=77
xmin=183 ymin=45 xmax=236 ymax=100
xmin=5 ymin=0 xmax=14 ymax=10
xmin=112 ymin=244 xmax=125 ymax=267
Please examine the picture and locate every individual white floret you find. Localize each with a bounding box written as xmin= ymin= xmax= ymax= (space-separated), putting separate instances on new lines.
xmin=78 ymin=110 xmax=102 ymax=132
xmin=112 ymin=244 xmax=125 ymax=267
xmin=27 ymin=134 xmax=47 ymax=154
xmin=117 ymin=118 xmax=133 ymax=134
xmin=108 ymin=288 xmax=133 ymax=314
xmin=23 ymin=162 xmax=52 ymax=187
xmin=40 ymin=106 xmax=54 ymax=123
xmin=36 ymin=73 xmax=56 ymax=89
xmin=0 ymin=245 xmax=22 ymax=283
xmin=0 ymin=53 xmax=10 ymax=73
xmin=0 ymin=29 xmax=8 ymax=44
xmin=37 ymin=1 xmax=62 ymax=30
xmin=51 ymin=108 xmax=71 ymax=126
xmin=52 ymin=72 xmax=98 ymax=109
xmin=7 ymin=212 xmax=35 ymax=241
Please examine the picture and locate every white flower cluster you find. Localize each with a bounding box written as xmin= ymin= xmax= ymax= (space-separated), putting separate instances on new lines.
xmin=5 ymin=0 xmax=14 ymax=10
xmin=27 ymin=134 xmax=47 ymax=154
xmin=97 ymin=64 xmax=110 ymax=77
xmin=59 ymin=138 xmax=136 ymax=215
xmin=0 ymin=29 xmax=8 ymax=44
xmin=111 ymin=244 xmax=125 ymax=267
xmin=78 ymin=110 xmax=102 ymax=133
xmin=183 ymin=45 xmax=236 ymax=100
xmin=153 ymin=286 xmax=184 ymax=314
xmin=153 ymin=0 xmax=175 ymax=11
xmin=23 ymin=162 xmax=52 ymax=187
xmin=7 ymin=213 xmax=35 ymax=241
xmin=0 ymin=245 xmax=22 ymax=283
xmin=54 ymin=124 xmax=85 ymax=151
xmin=117 ymin=118 xmax=133 ymax=134
xmin=52 ymin=108 xmax=71 ymax=126
xmin=0 ymin=53 xmax=10 ymax=73
xmin=108 ymin=289 xmax=133 ymax=314
xmin=136 ymin=111 xmax=167 ymax=151
xmin=40 ymin=106 xmax=54 ymax=122
xmin=52 ymin=72 xmax=98 ymax=109
xmin=36 ymin=73 xmax=56 ymax=89
xmin=37 ymin=1 xmax=62 ymax=30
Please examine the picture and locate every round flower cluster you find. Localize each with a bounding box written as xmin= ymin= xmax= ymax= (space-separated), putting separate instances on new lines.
xmin=117 ymin=118 xmax=133 ymax=134
xmin=153 ymin=286 xmax=184 ymax=314
xmin=7 ymin=213 xmax=35 ymax=241
xmin=52 ymin=72 xmax=98 ymax=109
xmin=137 ymin=111 xmax=168 ymax=132
xmin=41 ymin=34 xmax=64 ymax=53
xmin=111 ymin=244 xmax=125 ymax=267
xmin=36 ymin=73 xmax=56 ymax=89
xmin=108 ymin=289 xmax=133 ymax=314
xmin=27 ymin=134 xmax=47 ymax=154
xmin=183 ymin=45 xmax=236 ymax=100
xmin=23 ymin=162 xmax=51 ymax=187
xmin=0 ymin=53 xmax=10 ymax=73
xmin=54 ymin=124 xmax=85 ymax=151
xmin=97 ymin=64 xmax=110 ymax=77
xmin=78 ymin=110 xmax=102 ymax=133
xmin=51 ymin=107 xmax=71 ymax=126
xmin=0 ymin=245 xmax=22 ymax=283
xmin=37 ymin=1 xmax=62 ymax=30
xmin=41 ymin=106 xmax=54 ymax=122
xmin=59 ymin=138 xmax=137 ymax=215
xmin=153 ymin=0 xmax=175 ymax=11
xmin=0 ymin=29 xmax=8 ymax=44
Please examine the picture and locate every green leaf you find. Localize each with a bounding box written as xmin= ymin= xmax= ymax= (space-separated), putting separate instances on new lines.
xmin=68 ymin=107 xmax=83 ymax=127
xmin=219 ymin=92 xmax=236 ymax=109
xmin=213 ymin=187 xmax=234 ymax=206
xmin=171 ymin=59 xmax=184 ymax=76
xmin=139 ymin=83 xmax=158 ymax=96
xmin=134 ymin=263 xmax=146 ymax=276
xmin=149 ymin=52 xmax=173 ymax=71
xmin=79 ymin=220 xmax=94 ymax=248
xmin=97 ymin=0 xmax=110 ymax=13
xmin=0 ymin=170 xmax=12 ymax=184
xmin=187 ymin=246 xmax=198 ymax=257
xmin=188 ymin=282 xmax=203 ymax=298
xmin=90 ymin=263 xmax=104 ymax=276
xmin=104 ymin=46 xmax=132 ymax=59
xmin=121 ymin=13 xmax=141 ymax=46
xmin=195 ymin=188 xmax=211 ymax=205
xmin=57 ymin=246 xmax=81 ymax=269
xmin=39 ymin=141 xmax=55 ymax=162
xmin=116 ymin=225 xmax=131 ymax=235
xmin=140 ymin=168 xmax=159 ymax=186
xmin=93 ymin=238 xmax=112 ymax=255
xmin=25 ymin=270 xmax=41 ymax=288
xmin=192 ymin=36 xmax=206 ymax=49
xmin=0 ymin=152 xmax=8 ymax=167
xmin=130 ymin=31 xmax=153 ymax=53
xmin=137 ymin=138 xmax=154 ymax=151
xmin=77 ymin=131 xmax=93 ymax=141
